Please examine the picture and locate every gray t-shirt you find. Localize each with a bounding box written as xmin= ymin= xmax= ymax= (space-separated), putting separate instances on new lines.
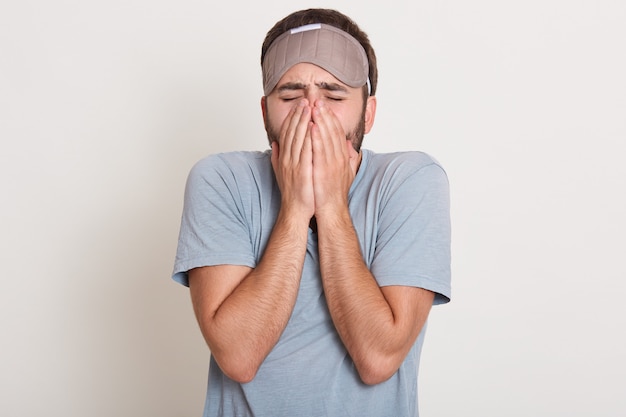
xmin=173 ymin=148 xmax=451 ymax=417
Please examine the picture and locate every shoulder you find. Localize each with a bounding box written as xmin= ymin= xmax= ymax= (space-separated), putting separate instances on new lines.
xmin=184 ymin=150 xmax=273 ymax=195
xmin=190 ymin=150 xmax=271 ymax=176
xmin=361 ymin=149 xmax=448 ymax=184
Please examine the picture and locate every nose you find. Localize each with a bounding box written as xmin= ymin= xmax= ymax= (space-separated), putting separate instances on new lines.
xmin=302 ymin=88 xmax=324 ymax=107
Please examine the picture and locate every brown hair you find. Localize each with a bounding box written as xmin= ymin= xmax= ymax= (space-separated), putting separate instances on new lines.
xmin=261 ymin=9 xmax=378 ymax=96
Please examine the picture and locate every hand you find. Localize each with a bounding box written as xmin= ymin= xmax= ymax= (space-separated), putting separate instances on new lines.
xmin=310 ymin=100 xmax=358 ymax=214
xmin=271 ymin=99 xmax=315 ymax=219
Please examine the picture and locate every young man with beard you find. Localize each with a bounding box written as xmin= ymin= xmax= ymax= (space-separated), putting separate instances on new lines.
xmin=172 ymin=8 xmax=451 ymax=417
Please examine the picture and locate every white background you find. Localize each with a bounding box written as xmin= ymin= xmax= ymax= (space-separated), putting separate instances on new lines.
xmin=1 ymin=1 xmax=624 ymax=416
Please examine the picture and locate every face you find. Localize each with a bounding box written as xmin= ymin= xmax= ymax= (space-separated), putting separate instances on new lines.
xmin=262 ymin=63 xmax=376 ymax=152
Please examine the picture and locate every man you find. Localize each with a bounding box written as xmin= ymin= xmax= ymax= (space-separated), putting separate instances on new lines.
xmin=172 ymin=8 xmax=451 ymax=417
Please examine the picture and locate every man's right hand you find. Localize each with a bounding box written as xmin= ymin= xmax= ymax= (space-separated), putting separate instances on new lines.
xmin=271 ymin=99 xmax=315 ymax=220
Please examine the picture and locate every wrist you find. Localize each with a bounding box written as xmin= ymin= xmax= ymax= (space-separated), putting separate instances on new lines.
xmin=277 ymin=205 xmax=314 ymax=230
xmin=314 ymin=204 xmax=352 ymax=230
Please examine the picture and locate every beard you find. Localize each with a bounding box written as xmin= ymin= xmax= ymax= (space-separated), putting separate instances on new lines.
xmin=264 ymin=105 xmax=366 ymax=152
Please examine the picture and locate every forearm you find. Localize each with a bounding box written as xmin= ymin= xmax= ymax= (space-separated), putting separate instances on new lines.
xmin=316 ymin=209 xmax=418 ymax=384
xmin=196 ymin=208 xmax=310 ymax=382
xmin=198 ymin=98 xmax=315 ymax=382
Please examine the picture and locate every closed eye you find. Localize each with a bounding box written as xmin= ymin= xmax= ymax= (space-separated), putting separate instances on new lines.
xmin=276 ymin=82 xmax=306 ymax=101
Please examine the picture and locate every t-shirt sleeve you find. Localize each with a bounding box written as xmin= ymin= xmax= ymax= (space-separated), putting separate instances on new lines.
xmin=172 ymin=155 xmax=257 ymax=287
xmin=371 ymin=159 xmax=451 ymax=304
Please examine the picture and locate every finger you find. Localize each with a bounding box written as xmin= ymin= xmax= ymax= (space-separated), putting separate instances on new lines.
xmin=301 ymin=121 xmax=313 ymax=165
xmin=312 ymin=101 xmax=345 ymax=158
xmin=278 ymin=102 xmax=300 ymax=158
xmin=271 ymin=140 xmax=279 ymax=164
xmin=290 ymin=101 xmax=311 ymax=161
xmin=346 ymin=140 xmax=360 ymax=175
xmin=280 ymin=99 xmax=310 ymax=161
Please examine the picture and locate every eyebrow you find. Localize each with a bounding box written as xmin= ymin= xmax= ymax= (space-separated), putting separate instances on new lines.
xmin=276 ymin=81 xmax=349 ymax=93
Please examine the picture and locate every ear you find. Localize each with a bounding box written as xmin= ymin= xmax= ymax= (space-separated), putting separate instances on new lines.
xmin=260 ymin=96 xmax=268 ymax=131
xmin=363 ymin=95 xmax=377 ymax=135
